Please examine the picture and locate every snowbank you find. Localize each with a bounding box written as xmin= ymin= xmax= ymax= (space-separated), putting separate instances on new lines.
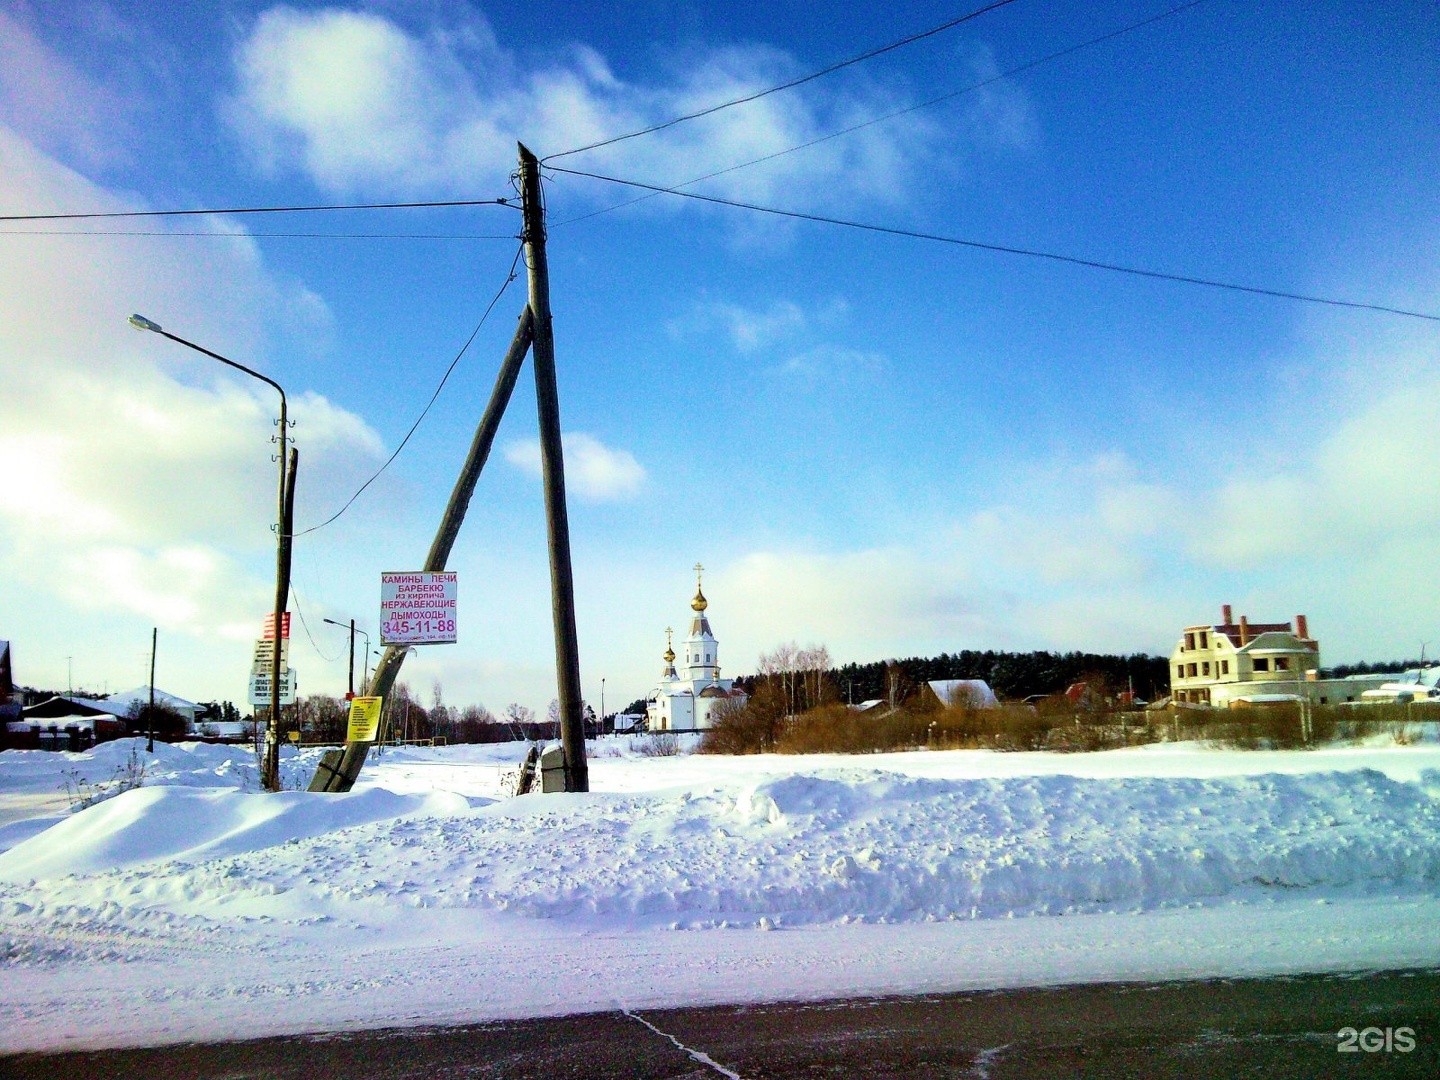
xmin=2 ymin=738 xmax=1440 ymax=1051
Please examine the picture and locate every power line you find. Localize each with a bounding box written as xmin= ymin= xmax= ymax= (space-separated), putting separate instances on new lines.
xmin=294 ymin=241 xmax=527 ymax=538
xmin=289 ymin=583 xmax=345 ymax=664
xmin=542 ymin=0 xmax=1021 ymax=162
xmin=0 ymin=229 xmax=519 ymax=239
xmin=546 ymin=165 xmax=1440 ymax=323
xmin=0 ymin=197 xmax=518 ymax=224
xmin=553 ymin=0 xmax=1211 ymax=230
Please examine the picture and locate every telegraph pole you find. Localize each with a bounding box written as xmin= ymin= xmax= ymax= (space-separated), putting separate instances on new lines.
xmin=307 ymin=146 xmax=591 ymax=795
xmin=309 ymin=309 xmax=536 ymax=792
xmin=263 ymin=444 xmax=297 ymax=791
xmin=519 ymin=142 xmax=588 ymax=793
xmin=147 ymin=628 xmax=157 ymax=753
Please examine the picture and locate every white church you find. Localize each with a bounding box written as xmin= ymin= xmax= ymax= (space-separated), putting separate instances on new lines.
xmin=646 ymin=566 xmax=747 ymax=732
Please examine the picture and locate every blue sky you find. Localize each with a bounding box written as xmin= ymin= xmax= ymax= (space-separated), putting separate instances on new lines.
xmin=2 ymin=0 xmax=1437 ymax=713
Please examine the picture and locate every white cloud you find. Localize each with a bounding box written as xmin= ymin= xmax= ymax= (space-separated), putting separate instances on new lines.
xmin=0 ymin=124 xmax=382 ymax=652
xmin=505 ymin=432 xmax=646 ymax=501
xmin=0 ymin=10 xmax=133 ymax=169
xmin=224 ymin=7 xmax=956 ymax=209
xmin=668 ymin=299 xmax=807 ymax=353
xmin=776 ymin=344 xmax=888 ymax=381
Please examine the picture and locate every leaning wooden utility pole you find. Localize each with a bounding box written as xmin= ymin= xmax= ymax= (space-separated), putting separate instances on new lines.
xmin=519 ymin=142 xmax=588 ymax=793
xmin=309 ymin=309 xmax=535 ymax=792
xmin=309 ymin=146 xmax=589 ymax=794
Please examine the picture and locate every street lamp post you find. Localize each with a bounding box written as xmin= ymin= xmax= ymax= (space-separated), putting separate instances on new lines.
xmin=323 ymin=618 xmax=370 ymax=697
xmin=129 ymin=313 xmax=293 ymax=792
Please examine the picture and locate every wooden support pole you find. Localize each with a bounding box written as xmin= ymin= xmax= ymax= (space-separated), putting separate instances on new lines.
xmin=263 ymin=444 xmax=297 ymax=791
xmin=309 ymin=307 xmax=535 ymax=792
xmin=518 ymin=142 xmax=588 ymax=794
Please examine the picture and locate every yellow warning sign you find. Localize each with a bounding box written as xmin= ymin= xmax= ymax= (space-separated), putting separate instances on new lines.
xmin=347 ymin=696 xmax=383 ymax=743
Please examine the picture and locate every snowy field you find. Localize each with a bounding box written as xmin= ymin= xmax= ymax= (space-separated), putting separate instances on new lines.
xmin=2 ymin=734 xmax=1440 ymax=1053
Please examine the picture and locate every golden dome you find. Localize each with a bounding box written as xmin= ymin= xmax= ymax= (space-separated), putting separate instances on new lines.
xmin=664 ymin=645 xmax=676 ymax=663
xmin=691 ymin=586 xmax=708 ymax=612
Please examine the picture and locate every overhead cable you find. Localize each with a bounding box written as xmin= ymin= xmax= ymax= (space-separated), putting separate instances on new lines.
xmin=542 ymin=0 xmax=1021 ymax=162
xmin=294 ymin=241 xmax=527 ymax=537
xmin=546 ymin=165 xmax=1440 ymax=323
xmin=0 ymin=197 xmax=517 ymax=224
xmin=554 ymin=0 xmax=1212 ymax=229
xmin=0 ymin=231 xmax=518 ymax=241
xmin=0 ymin=229 xmax=520 ymax=240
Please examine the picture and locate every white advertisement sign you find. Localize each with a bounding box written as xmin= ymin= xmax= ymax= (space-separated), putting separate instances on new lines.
xmin=248 ymin=668 xmax=296 ymax=707
xmin=251 ymin=637 xmax=290 ymax=671
xmin=380 ymin=571 xmax=458 ymax=645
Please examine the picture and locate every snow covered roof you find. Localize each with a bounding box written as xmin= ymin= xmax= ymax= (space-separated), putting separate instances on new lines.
xmin=106 ymin=687 xmax=200 ymax=717
xmin=7 ymin=715 xmax=100 ymax=732
xmin=927 ymin=679 xmax=998 ymax=708
xmin=22 ymin=695 xmax=124 ymax=720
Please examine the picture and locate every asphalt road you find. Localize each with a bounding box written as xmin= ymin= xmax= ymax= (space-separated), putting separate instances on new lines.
xmin=3 ymin=969 xmax=1436 ymax=1079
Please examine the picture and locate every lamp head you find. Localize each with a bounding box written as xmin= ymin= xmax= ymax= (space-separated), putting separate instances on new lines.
xmin=128 ymin=314 xmax=162 ymax=333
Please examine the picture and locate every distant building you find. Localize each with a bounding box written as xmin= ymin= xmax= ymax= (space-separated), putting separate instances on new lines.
xmin=1169 ymin=605 xmax=1389 ymax=707
xmin=923 ymin=679 xmax=998 ymax=709
xmin=5 ymin=694 xmax=128 ymax=751
xmin=105 ymin=686 xmax=201 ymax=725
xmin=646 ymin=566 xmax=748 ymax=733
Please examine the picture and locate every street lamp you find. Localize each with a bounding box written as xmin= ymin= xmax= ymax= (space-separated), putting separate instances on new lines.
xmin=323 ymin=618 xmax=371 ymax=697
xmin=129 ymin=313 xmax=294 ymax=792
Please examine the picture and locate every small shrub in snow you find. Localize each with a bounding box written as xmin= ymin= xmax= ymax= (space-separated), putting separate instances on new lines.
xmin=61 ymin=744 xmax=148 ymax=811
xmin=634 ymin=733 xmax=681 ymax=757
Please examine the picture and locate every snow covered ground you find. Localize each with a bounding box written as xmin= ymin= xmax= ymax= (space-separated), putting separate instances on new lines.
xmin=2 ymin=734 xmax=1440 ymax=1053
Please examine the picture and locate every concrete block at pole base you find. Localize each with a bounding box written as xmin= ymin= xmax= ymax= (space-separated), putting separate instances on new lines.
xmin=539 ymin=743 xmax=566 ymax=793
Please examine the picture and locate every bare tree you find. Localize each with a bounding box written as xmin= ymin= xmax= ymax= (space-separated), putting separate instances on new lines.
xmin=885 ymin=661 xmax=910 ymax=711
xmin=798 ymin=644 xmax=834 ymax=711
xmin=759 ymin=642 xmax=801 ymax=717
xmin=504 ymin=702 xmax=534 ymax=742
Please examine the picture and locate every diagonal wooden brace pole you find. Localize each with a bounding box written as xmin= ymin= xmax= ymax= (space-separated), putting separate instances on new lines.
xmin=309 ymin=305 xmax=536 ymax=792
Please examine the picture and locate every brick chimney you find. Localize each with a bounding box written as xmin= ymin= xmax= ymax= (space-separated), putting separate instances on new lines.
xmin=1296 ymin=614 xmax=1309 ymax=640
xmin=1239 ymin=616 xmax=1249 ymax=646
xmin=1222 ymin=603 xmax=1233 ymax=625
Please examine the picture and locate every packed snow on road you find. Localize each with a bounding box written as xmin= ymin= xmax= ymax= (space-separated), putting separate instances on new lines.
xmin=2 ymin=734 xmax=1439 ymax=1052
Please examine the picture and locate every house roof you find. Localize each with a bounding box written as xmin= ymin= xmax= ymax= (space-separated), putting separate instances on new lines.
xmin=1238 ymin=631 xmax=1313 ymax=653
xmin=106 ymin=686 xmax=200 ymax=714
xmin=22 ymin=695 xmax=125 ymax=720
xmin=927 ymin=679 xmax=998 ymax=708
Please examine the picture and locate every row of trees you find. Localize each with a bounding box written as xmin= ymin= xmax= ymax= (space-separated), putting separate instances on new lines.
xmin=823 ymin=650 xmax=1171 ymax=705
xmin=281 ymin=682 xmax=599 ymax=745
xmin=703 ymin=642 xmax=1163 ymax=755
